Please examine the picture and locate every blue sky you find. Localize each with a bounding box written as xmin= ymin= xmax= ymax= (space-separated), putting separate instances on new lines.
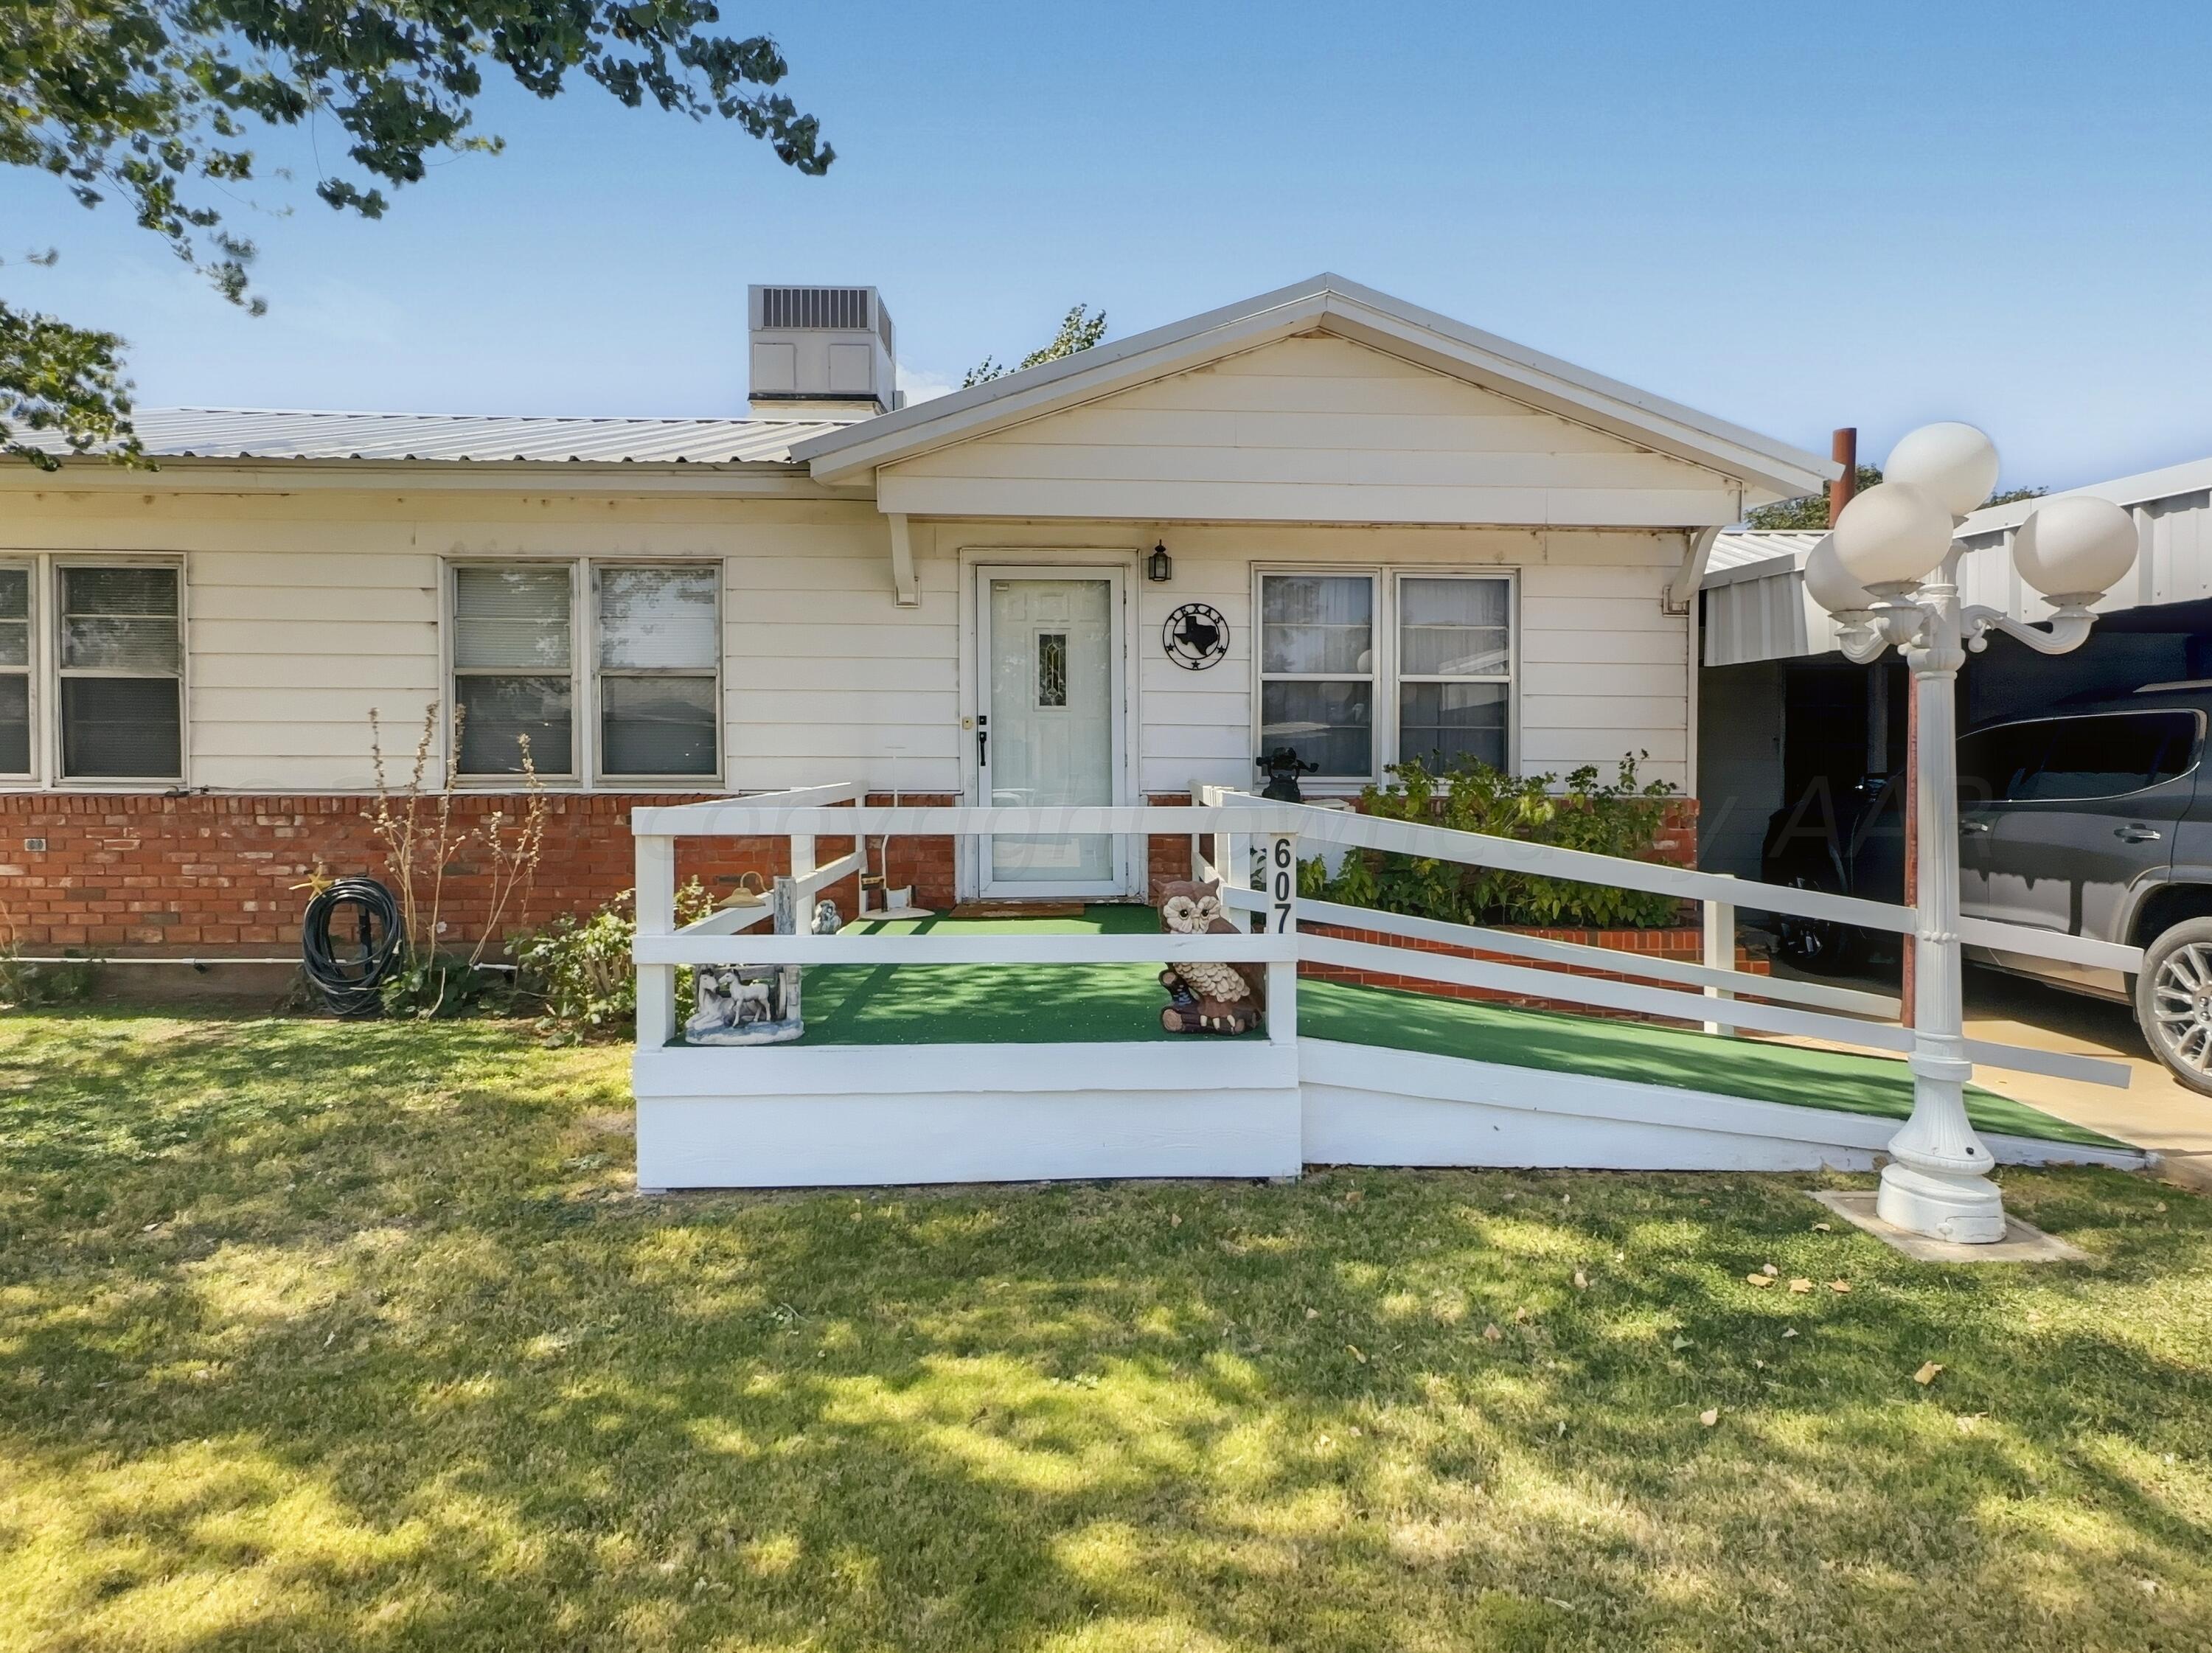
xmin=5 ymin=0 xmax=2208 ymax=491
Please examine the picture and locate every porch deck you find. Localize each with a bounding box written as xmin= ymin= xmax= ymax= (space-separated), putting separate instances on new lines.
xmin=786 ymin=907 xmax=2119 ymax=1152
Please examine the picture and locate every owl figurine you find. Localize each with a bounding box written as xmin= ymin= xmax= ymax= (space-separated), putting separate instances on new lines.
xmin=1156 ymin=877 xmax=1263 ymax=1035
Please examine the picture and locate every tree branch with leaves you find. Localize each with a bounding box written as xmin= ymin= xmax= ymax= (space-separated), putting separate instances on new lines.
xmin=1747 ymin=465 xmax=2045 ymax=530
xmin=965 ymin=302 xmax=1107 ymax=388
xmin=1 ymin=0 xmax=832 ymax=466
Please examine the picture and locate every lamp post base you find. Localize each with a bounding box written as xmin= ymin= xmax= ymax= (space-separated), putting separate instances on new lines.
xmin=1875 ymin=1160 xmax=2007 ymax=1245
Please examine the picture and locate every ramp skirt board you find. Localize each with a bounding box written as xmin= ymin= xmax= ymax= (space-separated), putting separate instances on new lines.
xmin=631 ymin=909 xmax=2138 ymax=1191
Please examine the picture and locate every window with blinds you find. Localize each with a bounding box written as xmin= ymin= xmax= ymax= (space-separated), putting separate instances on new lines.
xmin=595 ymin=566 xmax=718 ymax=778
xmin=1397 ymin=575 xmax=1512 ymax=771
xmin=1259 ymin=572 xmax=1378 ymax=782
xmin=59 ymin=565 xmax=182 ymax=779
xmin=0 ymin=567 xmax=27 ymax=776
xmin=453 ymin=566 xmax=574 ymax=776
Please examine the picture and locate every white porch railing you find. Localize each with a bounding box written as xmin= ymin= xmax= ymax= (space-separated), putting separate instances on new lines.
xmin=629 ymin=783 xmax=2138 ymax=1090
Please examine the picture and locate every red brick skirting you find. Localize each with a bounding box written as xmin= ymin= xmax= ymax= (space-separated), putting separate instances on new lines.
xmin=0 ymin=791 xmax=960 ymax=956
xmin=4 ymin=790 xmax=1714 ymax=1001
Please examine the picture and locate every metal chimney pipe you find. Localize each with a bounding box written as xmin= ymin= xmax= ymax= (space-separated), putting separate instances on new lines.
xmin=1828 ymin=427 xmax=1858 ymax=523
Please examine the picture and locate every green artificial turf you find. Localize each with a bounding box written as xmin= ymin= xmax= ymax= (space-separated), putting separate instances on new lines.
xmin=1 ymin=1009 xmax=2206 ymax=1653
xmin=1298 ymin=979 xmax=2126 ymax=1151
xmin=790 ymin=908 xmax=2116 ymax=1151
xmin=799 ymin=903 xmax=1193 ymax=1047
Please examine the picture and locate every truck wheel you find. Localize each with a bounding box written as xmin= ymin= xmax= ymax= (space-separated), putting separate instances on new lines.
xmin=2135 ymin=916 xmax=2212 ymax=1096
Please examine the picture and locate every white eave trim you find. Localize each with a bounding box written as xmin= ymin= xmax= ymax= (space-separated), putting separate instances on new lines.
xmin=794 ymin=273 xmax=1838 ymax=501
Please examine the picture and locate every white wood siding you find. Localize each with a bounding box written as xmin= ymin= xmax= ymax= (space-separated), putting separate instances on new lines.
xmin=934 ymin=521 xmax=1691 ymax=796
xmin=0 ymin=489 xmax=924 ymax=793
xmin=3 ymin=483 xmax=1691 ymax=796
xmin=879 ymin=335 xmax=1745 ymax=528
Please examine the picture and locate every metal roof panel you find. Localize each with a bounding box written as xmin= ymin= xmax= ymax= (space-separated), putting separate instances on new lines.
xmin=19 ymin=408 xmax=863 ymax=466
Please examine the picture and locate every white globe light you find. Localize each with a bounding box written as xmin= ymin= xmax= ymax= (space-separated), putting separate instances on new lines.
xmin=2011 ymin=495 xmax=2138 ymax=599
xmin=1832 ymin=481 xmax=1955 ymax=589
xmin=1885 ymin=422 xmax=2002 ymax=518
xmin=1802 ymin=532 xmax=1875 ymax=616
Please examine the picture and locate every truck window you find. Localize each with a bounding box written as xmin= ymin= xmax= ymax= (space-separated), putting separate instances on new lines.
xmin=1957 ymin=721 xmax=2048 ymax=809
xmin=2002 ymin=711 xmax=2199 ymax=802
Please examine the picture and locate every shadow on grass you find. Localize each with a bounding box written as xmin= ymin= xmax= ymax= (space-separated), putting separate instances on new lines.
xmin=1 ymin=1007 xmax=2207 ymax=1652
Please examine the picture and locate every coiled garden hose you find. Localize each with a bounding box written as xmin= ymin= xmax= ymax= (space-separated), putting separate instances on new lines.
xmin=301 ymin=877 xmax=404 ymax=1017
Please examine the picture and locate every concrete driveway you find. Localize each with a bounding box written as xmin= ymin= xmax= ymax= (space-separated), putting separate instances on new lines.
xmin=1954 ymin=965 xmax=2212 ymax=1192
xmin=1763 ymin=953 xmax=2211 ymax=1191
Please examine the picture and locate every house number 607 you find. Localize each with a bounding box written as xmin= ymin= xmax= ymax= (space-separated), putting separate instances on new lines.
xmin=1271 ymin=837 xmax=1294 ymax=933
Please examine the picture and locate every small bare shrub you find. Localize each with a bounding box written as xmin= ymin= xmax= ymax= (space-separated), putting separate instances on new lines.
xmin=364 ymin=702 xmax=549 ymax=1017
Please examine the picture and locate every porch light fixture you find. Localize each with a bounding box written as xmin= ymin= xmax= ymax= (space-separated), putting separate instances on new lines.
xmin=1147 ymin=542 xmax=1173 ymax=583
xmin=1805 ymin=422 xmax=2138 ymax=1245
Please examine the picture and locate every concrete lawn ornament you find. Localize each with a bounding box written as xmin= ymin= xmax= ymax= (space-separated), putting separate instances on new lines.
xmin=685 ymin=966 xmax=801 ymax=1045
xmin=1157 ymin=877 xmax=1264 ymax=1035
xmin=684 ymin=877 xmax=827 ymax=1046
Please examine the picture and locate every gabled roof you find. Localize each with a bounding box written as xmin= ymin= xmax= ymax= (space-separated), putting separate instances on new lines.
xmin=23 ymin=407 xmax=853 ymax=466
xmin=793 ymin=274 xmax=1837 ymax=499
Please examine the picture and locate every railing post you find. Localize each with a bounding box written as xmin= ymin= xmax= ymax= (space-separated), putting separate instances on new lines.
xmin=1266 ymin=829 xmax=1298 ymax=1046
xmin=636 ymin=832 xmax=677 ymax=1048
xmin=1702 ymin=874 xmax=1736 ymax=1037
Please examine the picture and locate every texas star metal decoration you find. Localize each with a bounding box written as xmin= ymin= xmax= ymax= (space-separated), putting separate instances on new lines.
xmin=1162 ymin=602 xmax=1229 ymax=670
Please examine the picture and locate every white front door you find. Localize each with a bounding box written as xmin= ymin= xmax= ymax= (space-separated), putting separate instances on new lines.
xmin=977 ymin=569 xmax=1131 ymax=897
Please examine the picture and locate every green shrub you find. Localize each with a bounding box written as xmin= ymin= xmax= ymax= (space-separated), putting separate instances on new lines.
xmin=515 ymin=880 xmax=714 ymax=1045
xmin=377 ymin=950 xmax=507 ymax=1020
xmin=0 ymin=945 xmax=101 ymax=1009
xmin=1306 ymin=753 xmax=1683 ymax=930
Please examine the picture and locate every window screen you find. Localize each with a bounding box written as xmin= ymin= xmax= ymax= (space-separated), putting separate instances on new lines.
xmin=58 ymin=566 xmax=181 ymax=779
xmin=596 ymin=566 xmax=717 ymax=777
xmin=0 ymin=568 xmax=27 ymax=774
xmin=454 ymin=566 xmax=572 ymax=774
xmin=1259 ymin=574 xmax=1376 ymax=779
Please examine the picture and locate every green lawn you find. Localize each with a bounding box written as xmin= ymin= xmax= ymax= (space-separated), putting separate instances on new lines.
xmin=2 ymin=1010 xmax=2208 ymax=1652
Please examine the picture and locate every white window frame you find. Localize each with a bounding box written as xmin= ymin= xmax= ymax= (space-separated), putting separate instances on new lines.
xmin=590 ymin=561 xmax=724 ymax=788
xmin=1251 ymin=564 xmax=1521 ymax=793
xmin=52 ymin=556 xmax=187 ymax=785
xmin=446 ymin=557 xmax=726 ymax=790
xmin=1253 ymin=566 xmax=1385 ymax=789
xmin=0 ymin=559 xmax=32 ymax=782
xmin=1387 ymin=568 xmax=1518 ymax=777
xmin=449 ymin=560 xmax=584 ymax=784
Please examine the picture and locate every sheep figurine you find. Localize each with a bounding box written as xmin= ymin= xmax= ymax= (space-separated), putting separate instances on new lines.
xmin=1156 ymin=877 xmax=1264 ymax=1035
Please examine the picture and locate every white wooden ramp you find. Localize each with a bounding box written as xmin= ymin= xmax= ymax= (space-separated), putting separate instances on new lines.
xmin=629 ymin=786 xmax=2148 ymax=1191
xmin=1297 ymin=1038 xmax=2145 ymax=1177
xmin=634 ymin=1034 xmax=2143 ymax=1191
